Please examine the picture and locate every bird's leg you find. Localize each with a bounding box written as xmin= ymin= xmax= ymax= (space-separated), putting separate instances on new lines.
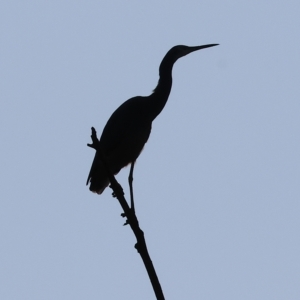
xmin=129 ymin=161 xmax=135 ymax=213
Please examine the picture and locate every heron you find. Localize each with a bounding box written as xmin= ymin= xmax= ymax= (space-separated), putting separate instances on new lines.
xmin=86 ymin=44 xmax=218 ymax=207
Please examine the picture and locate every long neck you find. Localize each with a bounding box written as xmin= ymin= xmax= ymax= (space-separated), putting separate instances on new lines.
xmin=148 ymin=54 xmax=176 ymax=121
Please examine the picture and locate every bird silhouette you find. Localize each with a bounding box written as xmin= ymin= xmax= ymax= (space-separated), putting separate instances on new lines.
xmin=87 ymin=44 xmax=218 ymax=196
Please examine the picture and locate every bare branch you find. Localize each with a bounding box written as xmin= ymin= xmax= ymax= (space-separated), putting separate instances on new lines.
xmin=87 ymin=127 xmax=165 ymax=300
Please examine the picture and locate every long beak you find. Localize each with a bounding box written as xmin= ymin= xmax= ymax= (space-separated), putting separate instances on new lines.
xmin=187 ymin=44 xmax=219 ymax=54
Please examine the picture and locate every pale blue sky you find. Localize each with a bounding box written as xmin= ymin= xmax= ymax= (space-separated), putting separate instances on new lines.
xmin=1 ymin=1 xmax=300 ymax=299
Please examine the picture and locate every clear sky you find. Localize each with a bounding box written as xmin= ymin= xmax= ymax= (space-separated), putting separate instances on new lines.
xmin=1 ymin=1 xmax=299 ymax=299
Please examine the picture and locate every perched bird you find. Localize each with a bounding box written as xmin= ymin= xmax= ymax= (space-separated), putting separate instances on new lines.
xmin=87 ymin=44 xmax=218 ymax=195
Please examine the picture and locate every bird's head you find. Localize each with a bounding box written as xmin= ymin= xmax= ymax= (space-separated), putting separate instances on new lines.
xmin=168 ymin=44 xmax=219 ymax=62
xmin=157 ymin=43 xmax=218 ymax=80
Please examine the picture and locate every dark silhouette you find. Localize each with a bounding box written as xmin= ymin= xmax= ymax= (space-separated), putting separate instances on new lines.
xmin=88 ymin=127 xmax=165 ymax=299
xmin=86 ymin=44 xmax=218 ymax=300
xmin=86 ymin=44 xmax=218 ymax=200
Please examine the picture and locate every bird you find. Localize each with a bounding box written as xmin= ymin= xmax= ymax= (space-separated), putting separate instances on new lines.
xmin=87 ymin=44 xmax=218 ymax=198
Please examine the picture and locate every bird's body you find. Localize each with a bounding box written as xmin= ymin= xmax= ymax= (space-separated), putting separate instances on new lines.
xmin=87 ymin=44 xmax=218 ymax=194
xmin=87 ymin=97 xmax=153 ymax=193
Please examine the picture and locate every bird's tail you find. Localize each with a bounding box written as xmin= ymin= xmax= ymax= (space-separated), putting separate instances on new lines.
xmin=88 ymin=175 xmax=110 ymax=195
xmin=86 ymin=157 xmax=110 ymax=195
